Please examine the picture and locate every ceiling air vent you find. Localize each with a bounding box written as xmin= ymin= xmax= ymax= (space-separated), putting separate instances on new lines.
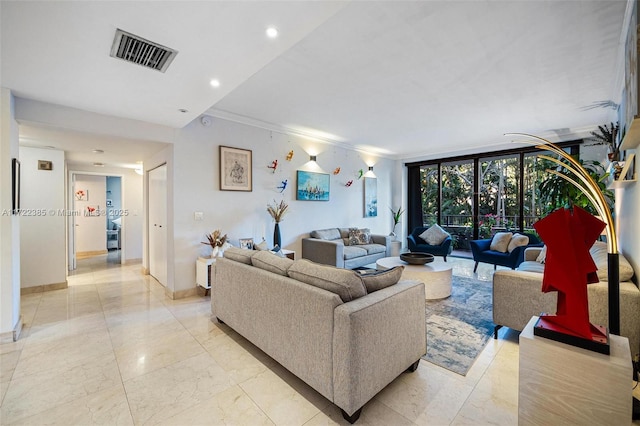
xmin=110 ymin=29 xmax=177 ymax=73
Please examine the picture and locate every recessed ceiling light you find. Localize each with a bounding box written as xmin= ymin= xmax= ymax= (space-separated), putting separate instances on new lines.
xmin=266 ymin=26 xmax=278 ymax=39
xmin=93 ymin=162 xmax=105 ymax=167
xmin=178 ymin=108 xmax=188 ymax=113
xmin=92 ymin=149 xmax=104 ymax=154
xmin=210 ymin=79 xmax=220 ymax=88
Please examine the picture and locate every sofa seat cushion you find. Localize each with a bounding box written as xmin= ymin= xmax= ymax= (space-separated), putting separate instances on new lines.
xmin=311 ymin=228 xmax=341 ymax=241
xmin=288 ymin=259 xmax=367 ymax=302
xmin=251 ymin=250 xmax=294 ymax=276
xmin=481 ymin=250 xmax=511 ymax=259
xmin=223 ymin=247 xmax=255 ymax=264
xmin=517 ymin=261 xmax=545 ymax=274
xmin=358 ymin=244 xmax=386 ymax=255
xmin=361 ymin=266 xmax=404 ymax=293
xmin=343 ymin=246 xmax=368 ymax=260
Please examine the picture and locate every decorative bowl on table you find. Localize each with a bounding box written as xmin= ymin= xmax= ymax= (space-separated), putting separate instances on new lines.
xmin=400 ymin=252 xmax=434 ymax=265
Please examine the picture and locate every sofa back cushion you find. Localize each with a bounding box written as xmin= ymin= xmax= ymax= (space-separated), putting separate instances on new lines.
xmin=507 ymin=233 xmax=530 ymax=253
xmin=310 ymin=228 xmax=341 ymax=241
xmin=490 ymin=232 xmax=512 ymax=253
xmin=590 ymin=241 xmax=635 ymax=282
xmin=223 ymin=247 xmax=255 ymax=264
xmin=288 ymin=259 xmax=367 ymax=302
xmin=348 ymin=227 xmax=371 ymax=245
xmin=418 ymin=224 xmax=449 ymax=245
xmin=251 ymin=250 xmax=294 ymax=276
xmin=360 ymin=266 xmax=404 ymax=293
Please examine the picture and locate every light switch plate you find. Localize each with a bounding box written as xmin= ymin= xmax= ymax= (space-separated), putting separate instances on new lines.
xmin=194 ymin=211 xmax=204 ymax=221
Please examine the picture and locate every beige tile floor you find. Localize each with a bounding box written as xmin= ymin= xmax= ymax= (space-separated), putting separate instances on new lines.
xmin=0 ymin=253 xmax=631 ymax=425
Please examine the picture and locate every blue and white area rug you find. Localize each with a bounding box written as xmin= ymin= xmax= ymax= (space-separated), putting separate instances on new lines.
xmin=424 ymin=275 xmax=494 ymax=376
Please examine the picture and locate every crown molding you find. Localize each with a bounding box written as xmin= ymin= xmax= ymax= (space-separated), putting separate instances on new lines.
xmin=204 ymin=107 xmax=391 ymax=159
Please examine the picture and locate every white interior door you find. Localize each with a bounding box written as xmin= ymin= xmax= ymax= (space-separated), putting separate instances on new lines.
xmin=148 ymin=164 xmax=167 ymax=286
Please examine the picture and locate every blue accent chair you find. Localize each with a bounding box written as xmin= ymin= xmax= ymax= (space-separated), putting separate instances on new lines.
xmin=407 ymin=226 xmax=453 ymax=261
xmin=469 ymin=231 xmax=542 ymax=272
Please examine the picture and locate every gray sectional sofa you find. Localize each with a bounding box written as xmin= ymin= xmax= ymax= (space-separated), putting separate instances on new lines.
xmin=493 ymin=243 xmax=640 ymax=356
xmin=302 ymin=227 xmax=392 ymax=269
xmin=211 ymin=248 xmax=426 ymax=423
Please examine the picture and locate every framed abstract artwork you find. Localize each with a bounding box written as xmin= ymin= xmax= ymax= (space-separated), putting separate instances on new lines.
xmin=296 ymin=170 xmax=329 ymax=201
xmin=364 ymin=176 xmax=377 ymax=217
xmin=220 ymin=146 xmax=252 ymax=191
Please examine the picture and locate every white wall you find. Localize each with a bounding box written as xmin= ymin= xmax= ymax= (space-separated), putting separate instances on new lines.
xmin=0 ymin=88 xmax=21 ymax=337
xmin=74 ymin=174 xmax=106 ymax=252
xmin=19 ymin=146 xmax=66 ymax=288
xmin=166 ymin=117 xmax=395 ymax=294
xmin=616 ymin=149 xmax=639 ymax=278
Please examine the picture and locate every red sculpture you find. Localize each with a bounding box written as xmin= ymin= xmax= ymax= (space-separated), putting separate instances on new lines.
xmin=533 ymin=206 xmax=609 ymax=352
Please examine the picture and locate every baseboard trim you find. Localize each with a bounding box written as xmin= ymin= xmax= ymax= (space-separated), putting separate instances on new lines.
xmin=77 ymin=250 xmax=108 ymax=259
xmin=0 ymin=315 xmax=23 ymax=344
xmin=164 ymin=287 xmax=197 ymax=300
xmin=124 ymin=258 xmax=142 ymax=265
xmin=21 ymin=281 xmax=68 ymax=295
xmin=141 ymin=267 xmax=150 ymax=275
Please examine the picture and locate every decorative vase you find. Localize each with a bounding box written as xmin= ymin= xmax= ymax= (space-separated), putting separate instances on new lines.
xmin=211 ymin=246 xmax=219 ymax=258
xmin=273 ymin=223 xmax=281 ymax=248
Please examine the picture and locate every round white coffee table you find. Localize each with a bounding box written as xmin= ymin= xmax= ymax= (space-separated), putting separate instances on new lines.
xmin=376 ymin=256 xmax=452 ymax=300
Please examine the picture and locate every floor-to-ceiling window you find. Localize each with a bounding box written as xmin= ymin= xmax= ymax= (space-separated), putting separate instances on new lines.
xmin=407 ymin=141 xmax=581 ymax=256
xmin=441 ymin=160 xmax=474 ymax=251
xmin=419 ymin=164 xmax=439 ymax=225
xmin=478 ymin=155 xmax=519 ymax=238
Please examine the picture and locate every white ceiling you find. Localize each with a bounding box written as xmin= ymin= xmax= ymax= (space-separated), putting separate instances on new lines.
xmin=1 ymin=1 xmax=629 ymax=166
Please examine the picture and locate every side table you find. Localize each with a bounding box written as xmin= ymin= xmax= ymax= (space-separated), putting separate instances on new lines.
xmin=196 ymin=257 xmax=215 ymax=295
xmin=390 ymin=240 xmax=401 ymax=257
xmin=281 ymin=249 xmax=295 ymax=260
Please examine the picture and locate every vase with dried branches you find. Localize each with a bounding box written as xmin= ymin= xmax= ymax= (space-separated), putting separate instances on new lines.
xmin=267 ymin=199 xmax=289 ymax=248
xmin=202 ymin=229 xmax=228 ymax=258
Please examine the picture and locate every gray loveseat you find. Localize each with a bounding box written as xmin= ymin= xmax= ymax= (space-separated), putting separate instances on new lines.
xmin=302 ymin=227 xmax=392 ymax=269
xmin=211 ymin=248 xmax=426 ymax=423
xmin=493 ymin=242 xmax=640 ymax=356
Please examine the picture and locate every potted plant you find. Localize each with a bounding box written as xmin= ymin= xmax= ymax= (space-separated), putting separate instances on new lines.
xmin=538 ymin=157 xmax=614 ymax=216
xmin=591 ymin=122 xmax=620 ymax=162
xmin=389 ymin=206 xmax=405 ymax=237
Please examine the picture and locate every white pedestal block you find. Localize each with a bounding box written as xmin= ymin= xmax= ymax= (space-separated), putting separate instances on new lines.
xmin=196 ymin=257 xmax=215 ymax=290
xmin=519 ymin=316 xmax=632 ymax=425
